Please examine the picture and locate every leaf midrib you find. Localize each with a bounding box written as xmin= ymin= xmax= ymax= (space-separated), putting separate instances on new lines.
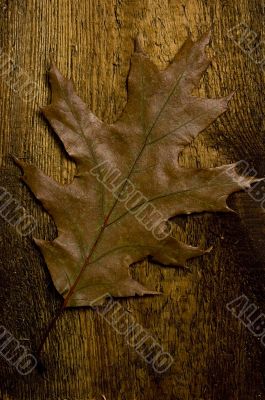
xmin=63 ymin=71 xmax=184 ymax=304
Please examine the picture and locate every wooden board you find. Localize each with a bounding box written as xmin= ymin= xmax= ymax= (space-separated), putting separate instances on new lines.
xmin=0 ymin=0 xmax=264 ymax=399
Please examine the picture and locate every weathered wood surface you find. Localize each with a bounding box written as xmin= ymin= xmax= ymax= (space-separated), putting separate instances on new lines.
xmin=0 ymin=0 xmax=264 ymax=399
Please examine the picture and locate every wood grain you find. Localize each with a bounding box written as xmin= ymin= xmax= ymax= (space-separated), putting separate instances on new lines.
xmin=0 ymin=0 xmax=264 ymax=399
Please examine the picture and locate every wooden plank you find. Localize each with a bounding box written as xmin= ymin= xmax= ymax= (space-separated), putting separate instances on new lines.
xmin=0 ymin=0 xmax=264 ymax=399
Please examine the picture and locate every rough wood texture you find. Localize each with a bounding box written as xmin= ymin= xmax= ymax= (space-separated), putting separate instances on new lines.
xmin=0 ymin=1 xmax=264 ymax=399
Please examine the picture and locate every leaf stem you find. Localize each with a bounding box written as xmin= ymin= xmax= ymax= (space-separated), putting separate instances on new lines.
xmin=36 ymin=215 xmax=112 ymax=359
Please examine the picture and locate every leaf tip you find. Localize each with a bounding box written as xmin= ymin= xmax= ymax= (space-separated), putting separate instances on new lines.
xmin=225 ymin=205 xmax=237 ymax=214
xmin=204 ymin=245 xmax=213 ymax=254
xmin=48 ymin=60 xmax=62 ymax=83
xmin=226 ymin=91 xmax=236 ymax=102
xmin=12 ymin=155 xmax=26 ymax=171
xmin=151 ymin=290 xmax=163 ymax=296
xmin=49 ymin=57 xmax=57 ymax=71
xmin=201 ymin=29 xmax=212 ymax=46
xmin=34 ymin=238 xmax=46 ymax=247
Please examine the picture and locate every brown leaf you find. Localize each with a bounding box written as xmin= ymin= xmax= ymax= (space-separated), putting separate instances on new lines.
xmin=15 ymin=33 xmax=256 ymax=307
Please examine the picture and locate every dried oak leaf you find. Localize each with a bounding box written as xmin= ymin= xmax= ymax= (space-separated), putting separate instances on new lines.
xmin=16 ymin=33 xmax=256 ymax=307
